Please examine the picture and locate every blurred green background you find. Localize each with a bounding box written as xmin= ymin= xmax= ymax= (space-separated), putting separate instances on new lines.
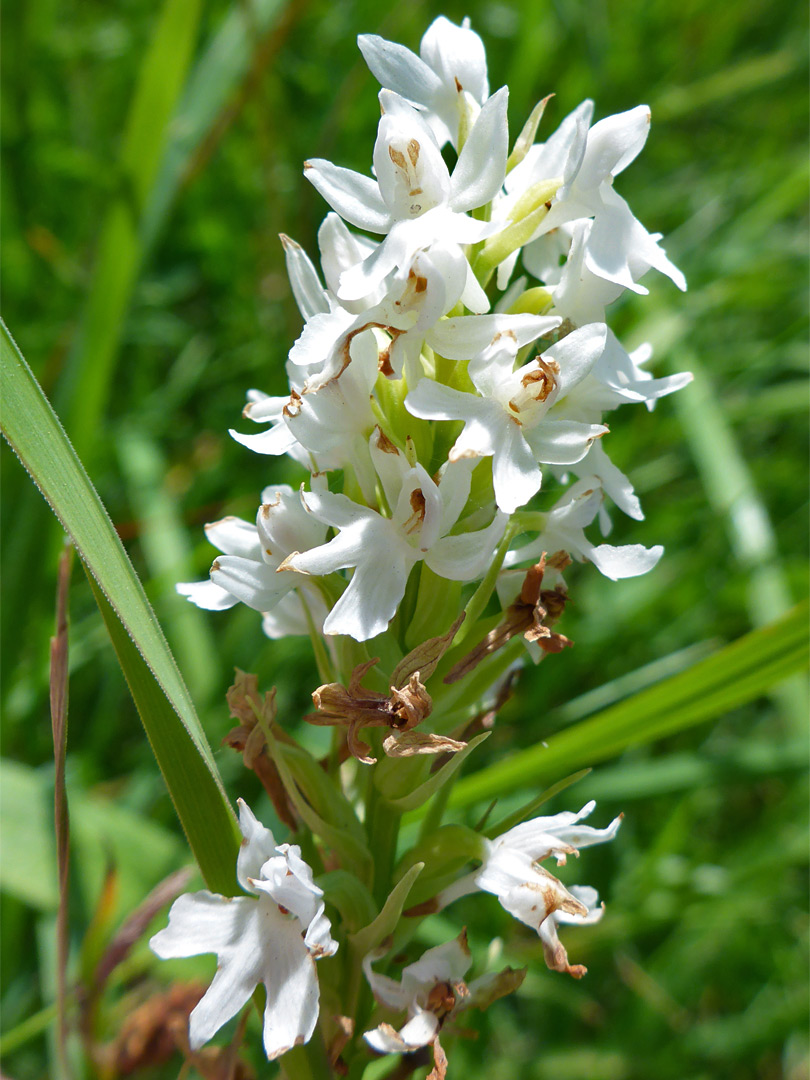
xmin=2 ymin=0 xmax=808 ymax=1077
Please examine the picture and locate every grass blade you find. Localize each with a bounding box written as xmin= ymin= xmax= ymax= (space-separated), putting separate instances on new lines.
xmin=60 ymin=0 xmax=203 ymax=460
xmin=49 ymin=544 xmax=72 ymax=1080
xmin=448 ymin=602 xmax=809 ymax=810
xmin=0 ymin=319 xmax=239 ymax=891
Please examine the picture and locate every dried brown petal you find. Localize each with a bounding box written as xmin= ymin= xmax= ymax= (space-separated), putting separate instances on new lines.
xmin=391 ymin=613 xmax=465 ymax=687
xmin=223 ymin=671 xmax=297 ymax=830
xmin=444 ymin=557 xmax=571 ymax=684
xmin=426 ymin=1036 xmax=449 ymax=1080
xmin=382 ymin=731 xmax=467 ymax=757
xmin=389 ymin=673 xmax=432 ymax=729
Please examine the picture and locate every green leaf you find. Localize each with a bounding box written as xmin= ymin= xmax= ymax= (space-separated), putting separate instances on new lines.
xmin=448 ymin=602 xmax=809 ymax=810
xmin=486 ymin=768 xmax=592 ymax=838
xmin=387 ymin=732 xmax=491 ymax=812
xmin=88 ymin=578 xmax=239 ymax=892
xmin=350 ymin=862 xmax=424 ymax=958
xmin=317 ymin=871 xmax=377 ymax=934
xmin=0 ymin=320 xmax=239 ymax=893
xmin=263 ymin=728 xmax=373 ymax=879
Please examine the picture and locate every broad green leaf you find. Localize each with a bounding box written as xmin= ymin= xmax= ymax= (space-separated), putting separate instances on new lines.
xmin=0 ymin=321 xmax=239 ymax=892
xmin=116 ymin=425 xmax=219 ymax=702
xmin=89 ymin=578 xmax=239 ymax=893
xmin=448 ymin=602 xmax=809 ymax=809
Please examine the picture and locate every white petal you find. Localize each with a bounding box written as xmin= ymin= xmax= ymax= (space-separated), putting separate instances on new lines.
xmin=578 ymin=105 xmax=651 ymax=187
xmin=586 ymin=542 xmax=663 ymax=580
xmin=427 ymin=512 xmax=507 ymax=580
xmin=204 ymin=516 xmax=262 ymax=559
xmin=288 ymin=307 xmax=357 ymax=370
xmin=421 ymin=16 xmax=488 ymax=104
xmin=524 ymin=420 xmax=607 ymax=465
xmin=322 ymin=543 xmax=415 ymax=640
xmin=304 ymin=159 xmax=392 ymax=233
xmin=358 ymin=34 xmax=443 ymax=108
xmin=243 ymin=392 xmax=289 ymax=421
xmin=261 ymin=944 xmax=320 ymax=1060
xmin=300 ymin=488 xmax=380 ymax=533
xmin=318 ymin=213 xmax=379 ymax=299
xmin=150 ymin=891 xmax=253 ymax=960
xmin=229 ymin=421 xmax=297 ymax=457
xmin=491 ymin=422 xmax=543 ymax=513
xmin=460 ymin=260 xmax=491 ymax=312
xmin=450 ymin=87 xmax=509 ymax=212
xmin=236 ymin=800 xmax=278 ymax=894
xmin=176 ymin=579 xmax=238 ymax=611
xmin=544 ymin=323 xmax=608 ymax=400
xmin=363 ymin=951 xmax=415 ymax=1011
xmin=188 ymin=909 xmax=263 ymax=1049
xmin=280 ymin=234 xmax=329 ymax=320
xmin=427 ymin=312 xmax=559 ymax=360
xmin=210 ymin=556 xmax=294 ymax=612
xmin=402 ymin=935 xmax=472 ymax=989
xmin=396 ymin=1008 xmax=440 ymax=1049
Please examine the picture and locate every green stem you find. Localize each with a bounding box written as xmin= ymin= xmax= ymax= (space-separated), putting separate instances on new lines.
xmin=367 ymin=788 xmax=402 ymax=909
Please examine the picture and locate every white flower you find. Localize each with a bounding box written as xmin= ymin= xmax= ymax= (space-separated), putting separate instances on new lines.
xmin=178 ymin=485 xmax=328 ymax=623
xmin=150 ymin=800 xmax=337 ymax=1059
xmin=406 ymin=323 xmax=609 ymax=513
xmin=437 ymin=802 xmax=620 ymax=977
xmin=359 ymin=16 xmax=489 ymax=148
xmin=290 ymin=241 xmax=481 ymax=388
xmin=305 ymin=88 xmax=507 ymax=304
xmin=283 ymin=428 xmax=507 ymax=641
xmin=532 ymin=104 xmax=685 ymax=292
xmin=363 ymin=933 xmax=473 ymax=1054
xmin=506 ymin=476 xmax=664 ymax=580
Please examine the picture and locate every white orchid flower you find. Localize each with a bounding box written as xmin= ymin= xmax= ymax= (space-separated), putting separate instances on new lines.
xmin=506 ymin=476 xmax=664 ymax=580
xmin=436 ymin=803 xmax=620 ymax=976
xmin=538 ymin=104 xmax=685 ymax=292
xmin=283 ymin=428 xmax=507 ymax=641
xmin=363 ymin=930 xmax=524 ymax=1057
xmin=150 ymin=800 xmax=337 ymax=1060
xmin=305 ymin=88 xmax=507 ymax=305
xmin=551 ymin=330 xmax=693 ymax=422
xmin=288 ymin=241 xmax=472 ymax=388
xmin=176 ymin=485 xmax=327 ymax=620
xmin=359 ymin=16 xmax=489 ymax=148
xmin=554 ymin=439 xmax=645 ymax=532
xmin=363 ymin=933 xmax=473 ymax=1054
xmin=406 ymin=323 xmax=609 ymax=514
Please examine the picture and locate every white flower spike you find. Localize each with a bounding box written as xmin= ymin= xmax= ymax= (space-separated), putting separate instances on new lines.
xmin=150 ymin=800 xmax=337 ymax=1059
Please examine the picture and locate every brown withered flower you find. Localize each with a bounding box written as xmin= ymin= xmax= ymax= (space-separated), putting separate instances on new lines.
xmin=444 ymin=554 xmax=571 ymax=684
xmin=305 ymin=614 xmax=465 ymax=763
xmin=222 ymin=669 xmax=297 ymax=829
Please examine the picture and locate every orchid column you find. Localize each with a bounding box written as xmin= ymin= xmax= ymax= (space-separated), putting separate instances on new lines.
xmin=153 ymin=15 xmax=690 ymax=1078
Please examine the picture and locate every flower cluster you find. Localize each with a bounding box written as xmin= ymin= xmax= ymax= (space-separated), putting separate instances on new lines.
xmin=153 ymin=15 xmax=689 ymax=1075
xmin=180 ymin=15 xmax=690 ymax=645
